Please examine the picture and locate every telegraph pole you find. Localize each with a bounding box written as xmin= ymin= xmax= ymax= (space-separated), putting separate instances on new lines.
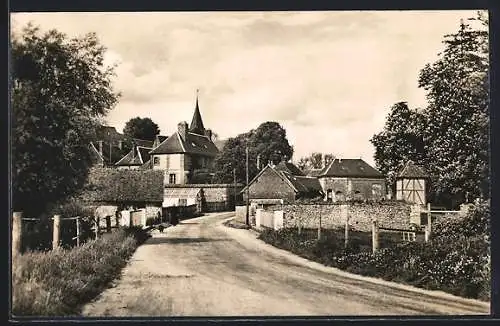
xmin=245 ymin=145 xmax=250 ymax=226
xmin=233 ymin=168 xmax=237 ymax=209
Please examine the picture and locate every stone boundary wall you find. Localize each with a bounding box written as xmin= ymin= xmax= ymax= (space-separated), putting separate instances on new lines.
xmin=280 ymin=202 xmax=412 ymax=232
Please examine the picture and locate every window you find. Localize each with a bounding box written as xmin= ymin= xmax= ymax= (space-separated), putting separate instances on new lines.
xmin=169 ymin=173 xmax=176 ymax=184
xmin=326 ymin=189 xmax=333 ymax=202
xmin=335 ymin=191 xmax=345 ymax=202
xmin=402 ymin=232 xmax=416 ymax=242
xmin=153 ymin=156 xmax=160 ymax=166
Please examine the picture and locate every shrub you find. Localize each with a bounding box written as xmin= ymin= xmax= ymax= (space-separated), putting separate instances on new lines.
xmin=12 ymin=226 xmax=149 ymax=316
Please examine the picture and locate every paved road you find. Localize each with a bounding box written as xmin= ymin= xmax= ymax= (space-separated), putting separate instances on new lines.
xmin=81 ymin=212 xmax=490 ymax=317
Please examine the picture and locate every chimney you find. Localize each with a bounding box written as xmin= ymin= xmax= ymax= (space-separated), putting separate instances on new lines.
xmin=204 ymin=129 xmax=212 ymax=140
xmin=178 ymin=121 xmax=188 ymax=140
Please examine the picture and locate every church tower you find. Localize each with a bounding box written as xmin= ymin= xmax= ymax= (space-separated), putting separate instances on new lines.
xmin=189 ymin=89 xmax=206 ymax=135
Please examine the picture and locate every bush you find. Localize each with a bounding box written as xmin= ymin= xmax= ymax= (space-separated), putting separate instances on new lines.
xmin=12 ymin=226 xmax=149 ymax=316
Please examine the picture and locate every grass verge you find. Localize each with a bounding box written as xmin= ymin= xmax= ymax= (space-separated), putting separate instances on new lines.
xmin=12 ymin=226 xmax=151 ymax=317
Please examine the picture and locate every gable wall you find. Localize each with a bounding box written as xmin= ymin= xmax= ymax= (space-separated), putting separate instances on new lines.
xmin=243 ymin=168 xmax=296 ymax=203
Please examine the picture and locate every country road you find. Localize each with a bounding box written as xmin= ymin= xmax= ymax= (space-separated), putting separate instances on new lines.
xmin=81 ymin=212 xmax=490 ymax=317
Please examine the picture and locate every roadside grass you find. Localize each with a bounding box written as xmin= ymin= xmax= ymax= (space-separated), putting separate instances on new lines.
xmin=12 ymin=226 xmax=151 ymax=317
xmin=223 ymin=219 xmax=251 ymax=230
xmin=257 ymin=201 xmax=490 ymax=302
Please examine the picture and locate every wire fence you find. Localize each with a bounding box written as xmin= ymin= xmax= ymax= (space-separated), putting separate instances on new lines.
xmin=14 ymin=212 xmax=115 ymax=254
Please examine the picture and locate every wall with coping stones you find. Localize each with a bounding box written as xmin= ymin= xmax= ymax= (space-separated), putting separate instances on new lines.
xmin=281 ymin=202 xmax=412 ymax=232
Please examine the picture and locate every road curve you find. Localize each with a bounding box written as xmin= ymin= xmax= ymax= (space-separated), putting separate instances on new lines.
xmin=81 ymin=212 xmax=490 ymax=317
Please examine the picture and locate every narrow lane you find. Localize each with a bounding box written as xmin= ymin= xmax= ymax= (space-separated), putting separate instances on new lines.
xmin=81 ymin=213 xmax=490 ymax=317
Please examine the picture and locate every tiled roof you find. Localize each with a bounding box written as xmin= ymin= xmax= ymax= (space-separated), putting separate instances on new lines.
xmin=153 ymin=135 xmax=168 ymax=148
xmin=82 ymin=168 xmax=164 ymax=203
xmin=305 ymin=168 xmax=323 ymax=177
xmin=283 ymin=174 xmax=323 ymax=193
xmin=133 ymin=138 xmax=154 ymax=148
xmin=149 ymin=131 xmax=219 ymax=157
xmin=90 ymin=141 xmax=130 ymax=166
xmin=398 ymin=160 xmax=428 ymax=178
xmin=275 ymin=161 xmax=305 ymax=176
xmin=242 ymin=164 xmax=323 ymax=196
xmin=115 ymin=146 xmax=152 ymax=166
xmin=319 ymin=158 xmax=384 ymax=178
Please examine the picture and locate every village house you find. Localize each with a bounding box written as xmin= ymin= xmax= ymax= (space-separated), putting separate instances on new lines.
xmin=80 ymin=168 xmax=164 ymax=226
xmin=317 ymin=158 xmax=386 ymax=202
xmin=149 ymin=93 xmax=219 ymax=184
xmin=241 ymin=160 xmax=324 ymax=204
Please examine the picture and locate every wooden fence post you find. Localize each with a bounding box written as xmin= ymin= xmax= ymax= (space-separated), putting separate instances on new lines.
xmin=372 ymin=219 xmax=379 ymax=255
xmin=298 ymin=215 xmax=302 ymax=236
xmin=95 ymin=217 xmax=100 ymax=239
xmin=344 ymin=212 xmax=349 ymax=248
xmin=52 ymin=215 xmax=61 ymax=250
xmin=12 ymin=212 xmax=22 ymax=260
xmin=427 ymin=203 xmax=432 ymax=239
xmin=424 ymin=224 xmax=430 ymax=243
xmin=317 ymin=205 xmax=322 ymax=240
xmin=76 ymin=217 xmax=81 ymax=247
xmin=106 ymin=216 xmax=111 ymax=233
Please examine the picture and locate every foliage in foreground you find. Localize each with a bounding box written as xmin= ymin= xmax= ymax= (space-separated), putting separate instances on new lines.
xmin=258 ymin=201 xmax=490 ymax=301
xmin=12 ymin=226 xmax=150 ymax=316
xmin=11 ymin=23 xmax=120 ymax=216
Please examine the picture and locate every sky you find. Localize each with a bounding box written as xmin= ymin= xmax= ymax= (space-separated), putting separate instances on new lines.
xmin=10 ymin=10 xmax=485 ymax=166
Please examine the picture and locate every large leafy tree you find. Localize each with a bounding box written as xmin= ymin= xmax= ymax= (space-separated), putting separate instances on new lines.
xmin=370 ymin=102 xmax=427 ymax=191
xmin=11 ymin=24 xmax=120 ymax=215
xmin=212 ymin=121 xmax=294 ymax=184
xmin=297 ymin=152 xmax=335 ymax=171
xmin=418 ymin=13 xmax=489 ymax=207
xmin=123 ymin=117 xmax=160 ymax=141
xmin=370 ymin=13 xmax=489 ymax=208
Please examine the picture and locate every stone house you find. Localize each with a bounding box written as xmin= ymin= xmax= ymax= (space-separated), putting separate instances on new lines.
xmin=317 ymin=158 xmax=386 ymax=202
xmin=241 ymin=161 xmax=324 ymax=204
xmin=80 ymin=168 xmax=164 ymax=225
xmin=149 ymin=94 xmax=219 ymax=184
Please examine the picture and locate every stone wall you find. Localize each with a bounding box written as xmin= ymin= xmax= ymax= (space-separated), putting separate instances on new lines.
xmin=318 ymin=177 xmax=386 ymax=202
xmin=281 ymin=202 xmax=412 ymax=232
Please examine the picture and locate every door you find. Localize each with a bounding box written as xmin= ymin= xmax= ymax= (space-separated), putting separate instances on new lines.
xmin=131 ymin=210 xmax=143 ymax=226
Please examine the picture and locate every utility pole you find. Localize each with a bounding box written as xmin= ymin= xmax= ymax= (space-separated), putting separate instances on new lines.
xmin=245 ymin=145 xmax=250 ymax=226
xmin=233 ymin=167 xmax=237 ymax=209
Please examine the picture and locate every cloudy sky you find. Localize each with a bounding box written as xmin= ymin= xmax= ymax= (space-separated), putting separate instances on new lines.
xmin=11 ymin=10 xmax=484 ymax=166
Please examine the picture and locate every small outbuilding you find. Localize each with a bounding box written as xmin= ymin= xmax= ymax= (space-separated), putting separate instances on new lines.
xmin=395 ymin=160 xmax=429 ymax=205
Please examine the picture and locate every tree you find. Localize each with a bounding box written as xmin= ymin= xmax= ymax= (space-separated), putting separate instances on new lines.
xmin=11 ymin=24 xmax=120 ymax=215
xmin=297 ymin=152 xmax=336 ymax=171
xmin=370 ymin=102 xmax=427 ymax=192
xmin=122 ymin=117 xmax=160 ymax=141
xmin=370 ymin=12 xmax=489 ymax=208
xmin=418 ymin=13 xmax=489 ymax=207
xmin=212 ymin=121 xmax=294 ymax=184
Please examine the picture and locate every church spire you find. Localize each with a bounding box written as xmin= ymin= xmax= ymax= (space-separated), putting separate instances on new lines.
xmin=189 ymin=89 xmax=206 ymax=135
